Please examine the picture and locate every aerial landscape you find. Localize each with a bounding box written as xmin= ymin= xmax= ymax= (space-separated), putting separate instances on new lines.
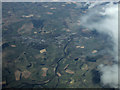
xmin=2 ymin=2 xmax=118 ymax=88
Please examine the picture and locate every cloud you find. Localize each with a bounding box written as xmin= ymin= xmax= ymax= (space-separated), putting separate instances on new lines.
xmin=80 ymin=2 xmax=118 ymax=88
xmin=99 ymin=64 xmax=118 ymax=88
xmin=81 ymin=2 xmax=118 ymax=43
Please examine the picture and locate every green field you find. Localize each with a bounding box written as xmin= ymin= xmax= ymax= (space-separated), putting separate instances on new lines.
xmin=2 ymin=2 xmax=114 ymax=88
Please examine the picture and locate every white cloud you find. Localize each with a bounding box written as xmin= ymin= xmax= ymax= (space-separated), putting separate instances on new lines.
xmin=99 ymin=64 xmax=118 ymax=88
xmin=80 ymin=2 xmax=118 ymax=88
